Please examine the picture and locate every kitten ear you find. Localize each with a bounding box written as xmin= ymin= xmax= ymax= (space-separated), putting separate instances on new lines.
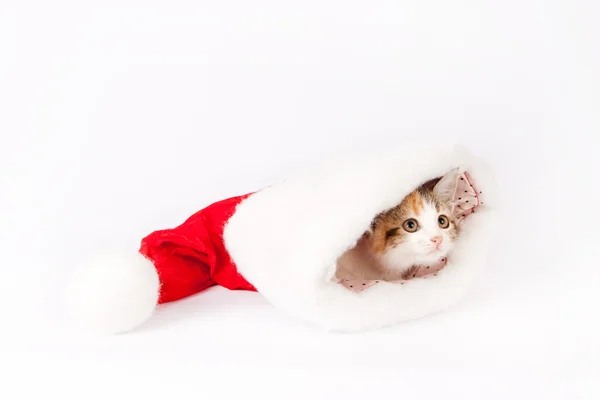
xmin=433 ymin=168 xmax=460 ymax=203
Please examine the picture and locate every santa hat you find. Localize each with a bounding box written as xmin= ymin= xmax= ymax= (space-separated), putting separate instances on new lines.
xmin=66 ymin=144 xmax=496 ymax=334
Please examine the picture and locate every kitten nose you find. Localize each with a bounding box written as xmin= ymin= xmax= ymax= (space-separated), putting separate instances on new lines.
xmin=430 ymin=236 xmax=443 ymax=246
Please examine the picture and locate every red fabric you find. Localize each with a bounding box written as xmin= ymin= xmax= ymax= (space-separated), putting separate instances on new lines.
xmin=139 ymin=193 xmax=256 ymax=304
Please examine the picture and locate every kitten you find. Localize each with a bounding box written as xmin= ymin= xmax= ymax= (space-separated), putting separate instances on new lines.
xmin=336 ymin=170 xmax=460 ymax=281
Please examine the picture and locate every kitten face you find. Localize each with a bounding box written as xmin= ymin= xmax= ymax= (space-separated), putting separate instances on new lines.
xmin=370 ymin=171 xmax=459 ymax=270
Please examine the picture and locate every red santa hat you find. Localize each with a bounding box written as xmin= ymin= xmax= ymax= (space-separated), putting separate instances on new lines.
xmin=66 ymin=144 xmax=496 ymax=334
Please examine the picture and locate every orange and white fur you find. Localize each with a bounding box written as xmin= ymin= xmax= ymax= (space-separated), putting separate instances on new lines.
xmin=336 ymin=169 xmax=460 ymax=281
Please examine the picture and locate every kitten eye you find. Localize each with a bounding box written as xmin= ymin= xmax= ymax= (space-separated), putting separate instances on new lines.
xmin=438 ymin=215 xmax=450 ymax=229
xmin=402 ymin=218 xmax=419 ymax=233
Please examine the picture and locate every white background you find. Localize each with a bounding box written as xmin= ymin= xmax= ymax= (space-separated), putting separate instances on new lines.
xmin=1 ymin=1 xmax=598 ymax=399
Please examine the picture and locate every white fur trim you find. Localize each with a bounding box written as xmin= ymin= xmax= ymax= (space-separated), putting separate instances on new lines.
xmin=65 ymin=252 xmax=159 ymax=334
xmin=224 ymin=144 xmax=497 ymax=331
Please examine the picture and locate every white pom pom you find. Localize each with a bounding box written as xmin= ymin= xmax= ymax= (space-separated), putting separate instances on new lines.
xmin=65 ymin=252 xmax=160 ymax=334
